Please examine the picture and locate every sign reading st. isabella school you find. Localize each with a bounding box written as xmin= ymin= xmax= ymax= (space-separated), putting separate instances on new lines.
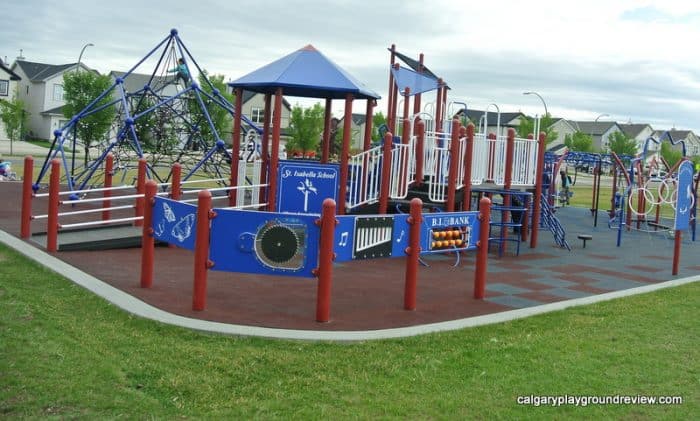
xmin=276 ymin=161 xmax=340 ymax=214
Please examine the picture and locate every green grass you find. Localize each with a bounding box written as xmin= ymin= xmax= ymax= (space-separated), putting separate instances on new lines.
xmin=25 ymin=138 xmax=55 ymax=149
xmin=1 ymin=244 xmax=698 ymax=418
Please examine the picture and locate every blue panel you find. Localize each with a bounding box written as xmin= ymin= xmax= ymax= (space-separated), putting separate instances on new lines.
xmin=334 ymin=215 xmax=356 ymax=262
xmin=152 ymin=196 xmax=198 ymax=251
xmin=209 ymin=208 xmax=319 ymax=278
xmin=391 ymin=214 xmax=410 ymax=257
xmin=675 ymin=160 xmax=694 ymax=230
xmin=334 ymin=213 xmax=410 ymax=262
xmin=390 ymin=66 xmax=439 ymax=96
xmin=421 ymin=212 xmax=480 ymax=254
xmin=277 ymin=161 xmax=339 ymax=214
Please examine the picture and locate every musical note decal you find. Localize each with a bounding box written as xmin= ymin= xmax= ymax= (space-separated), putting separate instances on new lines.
xmin=338 ymin=231 xmax=349 ymax=247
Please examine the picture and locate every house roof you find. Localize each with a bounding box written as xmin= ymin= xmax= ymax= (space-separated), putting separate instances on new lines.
xmin=12 ymin=60 xmax=78 ymax=81
xmin=619 ymin=123 xmax=651 ymax=138
xmin=229 ymin=44 xmax=380 ymax=100
xmin=570 ymin=121 xmax=620 ymax=136
xmin=108 ymin=71 xmax=171 ymax=93
xmin=654 ymin=130 xmax=695 ymax=141
xmin=0 ymin=60 xmax=21 ymax=80
xmin=458 ymin=109 xmax=524 ymax=126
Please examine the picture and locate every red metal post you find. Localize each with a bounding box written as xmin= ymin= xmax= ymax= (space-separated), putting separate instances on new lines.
xmin=267 ymin=88 xmax=283 ymax=212
xmin=322 ymin=98 xmax=332 ymax=163
xmin=504 ymin=128 xmax=515 ymax=190
xmin=47 ymin=159 xmax=60 ymax=252
xmin=462 ymin=124 xmax=475 ymax=210
xmin=386 ymin=44 xmax=396 ymax=132
xmin=102 ymin=153 xmax=113 ymax=221
xmin=135 ymin=158 xmax=147 ymax=227
xmin=404 ymin=198 xmax=422 ymax=310
xmin=20 ymin=156 xmax=34 ymax=238
xmin=401 ymin=88 xmax=410 ymax=143
xmin=412 ymin=53 xmax=424 ymax=118
xmin=379 ymin=132 xmax=393 ymax=214
xmin=435 ymin=79 xmax=444 ymax=133
xmin=530 ymin=131 xmax=546 ymax=249
xmin=672 ymin=230 xmax=682 ymax=275
xmin=193 ymin=189 xmax=212 ymax=311
xmin=474 ymin=197 xmax=491 ymax=299
xmin=389 ymin=62 xmax=399 ymax=133
xmin=171 ymin=163 xmax=182 ymax=201
xmin=363 ymin=100 xmax=375 ymax=152
xmin=230 ymin=88 xmax=243 ymax=207
xmin=168 ymin=163 xmax=182 ymax=249
xmin=140 ymin=180 xmax=158 ymax=288
xmin=315 ymin=198 xmax=337 ymax=322
xmin=446 ymin=119 xmax=460 ymax=212
xmin=337 ymin=94 xmax=354 ymax=215
xmin=415 ymin=120 xmax=425 ymax=186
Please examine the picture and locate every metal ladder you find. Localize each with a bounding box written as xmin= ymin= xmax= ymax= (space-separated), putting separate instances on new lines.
xmin=539 ymin=193 xmax=571 ymax=250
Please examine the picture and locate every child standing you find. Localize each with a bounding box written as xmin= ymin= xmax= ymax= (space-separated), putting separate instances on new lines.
xmin=168 ymin=58 xmax=190 ymax=85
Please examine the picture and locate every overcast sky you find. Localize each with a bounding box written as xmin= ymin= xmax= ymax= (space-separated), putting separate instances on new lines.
xmin=3 ymin=0 xmax=700 ymax=132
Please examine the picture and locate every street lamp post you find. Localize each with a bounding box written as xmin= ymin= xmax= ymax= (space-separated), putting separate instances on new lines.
xmin=594 ymin=113 xmax=609 ymax=122
xmin=523 ymin=91 xmax=548 ymax=117
xmin=76 ymin=43 xmax=94 ymax=72
xmin=72 ymin=42 xmax=93 ymax=178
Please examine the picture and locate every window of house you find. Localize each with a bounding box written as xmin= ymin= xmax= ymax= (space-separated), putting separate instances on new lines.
xmin=0 ymin=80 xmax=8 ymax=96
xmin=53 ymin=84 xmax=64 ymax=101
xmin=251 ymin=107 xmax=264 ymax=124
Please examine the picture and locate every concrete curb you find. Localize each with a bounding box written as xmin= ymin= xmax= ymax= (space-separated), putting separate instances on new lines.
xmin=2 ymin=229 xmax=699 ymax=342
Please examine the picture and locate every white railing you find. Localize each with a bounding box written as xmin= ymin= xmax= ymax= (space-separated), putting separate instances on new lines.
xmin=427 ymin=142 xmax=450 ymax=202
xmin=491 ymin=135 xmax=507 ymax=185
xmin=511 ymin=136 xmax=539 ymax=186
xmin=471 ymin=133 xmax=488 ymax=185
xmin=347 ymin=145 xmax=382 ymax=209
xmin=390 ymin=142 xmax=413 ymax=199
xmin=235 ymin=159 xmax=264 ymax=208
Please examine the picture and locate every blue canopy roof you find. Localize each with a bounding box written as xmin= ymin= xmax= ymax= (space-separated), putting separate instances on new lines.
xmin=390 ymin=66 xmax=439 ymax=96
xmin=228 ymin=45 xmax=380 ymax=100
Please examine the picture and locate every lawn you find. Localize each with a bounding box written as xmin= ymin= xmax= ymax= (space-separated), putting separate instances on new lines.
xmin=1 ymin=243 xmax=698 ymax=419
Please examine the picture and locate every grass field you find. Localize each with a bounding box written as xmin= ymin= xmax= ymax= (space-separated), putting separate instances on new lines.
xmin=1 ymin=243 xmax=698 ymax=418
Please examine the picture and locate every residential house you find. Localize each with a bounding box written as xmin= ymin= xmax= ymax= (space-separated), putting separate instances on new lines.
xmin=334 ymin=113 xmax=370 ymax=151
xmin=653 ymin=129 xmax=700 ymax=157
xmin=238 ymin=90 xmax=291 ymax=130
xmin=457 ymin=109 xmax=525 ymax=137
xmin=235 ymin=90 xmax=292 ymax=150
xmin=11 ymin=60 xmax=92 ymax=140
xmin=619 ymin=123 xmax=655 ymax=154
xmin=547 ymin=118 xmax=577 ymax=151
xmin=569 ymin=121 xmax=624 ymax=152
xmin=0 ymin=59 xmax=22 ymax=140
xmin=108 ymin=71 xmax=178 ymax=97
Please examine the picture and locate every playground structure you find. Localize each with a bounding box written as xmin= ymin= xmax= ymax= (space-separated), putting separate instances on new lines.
xmin=19 ymin=31 xmax=700 ymax=323
xmin=543 ymin=136 xmax=698 ymax=257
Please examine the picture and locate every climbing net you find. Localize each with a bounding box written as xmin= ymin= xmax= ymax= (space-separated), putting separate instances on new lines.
xmin=34 ymin=29 xmax=260 ymax=193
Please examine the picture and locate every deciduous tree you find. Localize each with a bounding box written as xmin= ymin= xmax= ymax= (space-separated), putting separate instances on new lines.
xmin=63 ymin=71 xmax=115 ymax=164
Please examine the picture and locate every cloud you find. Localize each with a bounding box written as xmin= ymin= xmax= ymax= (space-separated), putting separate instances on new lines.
xmin=2 ymin=0 xmax=700 ymax=132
